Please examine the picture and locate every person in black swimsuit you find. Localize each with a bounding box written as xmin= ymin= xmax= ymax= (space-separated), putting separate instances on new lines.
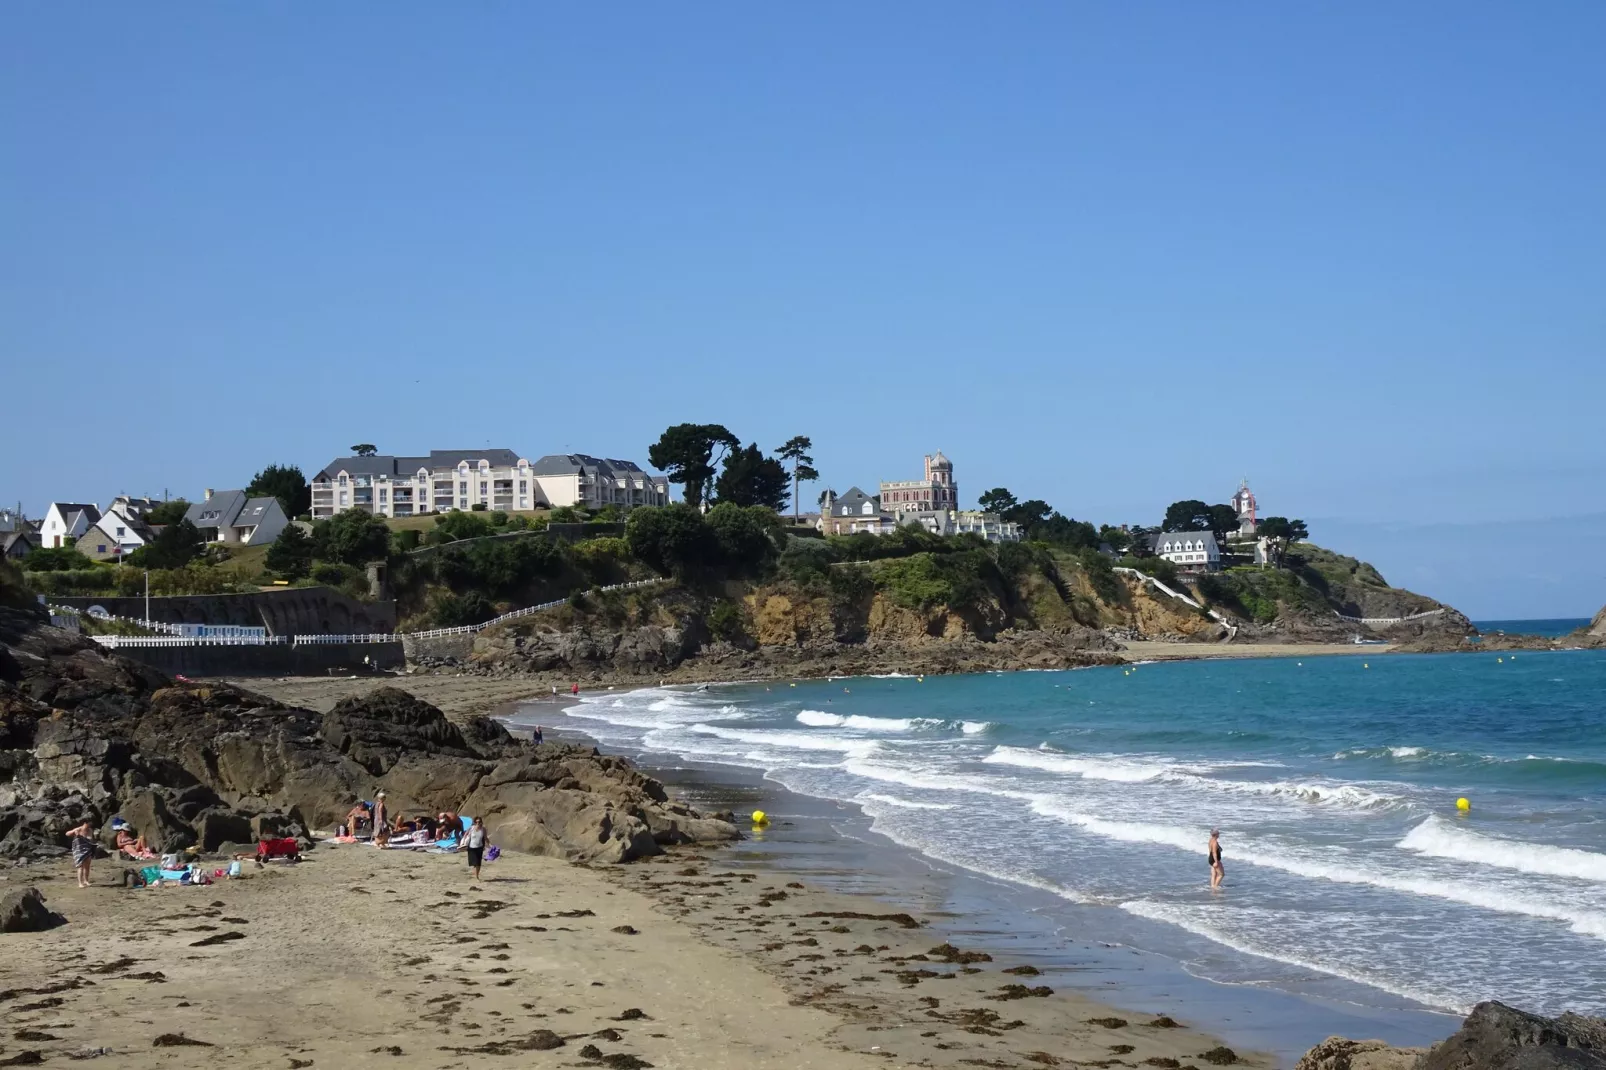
xmin=1208 ymin=828 xmax=1224 ymax=889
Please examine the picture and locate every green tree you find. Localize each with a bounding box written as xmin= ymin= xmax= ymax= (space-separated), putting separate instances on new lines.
xmin=433 ymin=509 xmax=494 ymax=542
xmin=776 ymin=435 xmax=820 ymax=523
xmin=1256 ymin=517 xmax=1309 ymax=565
xmin=647 ymin=423 xmax=739 ymax=510
xmin=1207 ymin=503 xmax=1239 ymax=542
xmin=314 ymin=509 xmax=391 ymax=566
xmin=714 ymin=443 xmax=789 ymax=509
xmin=1033 ymin=512 xmax=1098 ymax=548
xmin=1007 ymin=499 xmax=1053 ymax=530
xmin=350 ymin=443 xmax=378 ymax=457
xmin=1098 ymin=525 xmax=1132 ymax=552
xmin=264 ymin=524 xmax=314 ymax=579
xmin=705 ymin=502 xmax=782 ymax=573
xmin=548 ymin=506 xmax=587 ymax=524
xmin=977 ymin=488 xmax=1018 ymax=515
xmin=246 ymin=464 xmax=311 ymax=518
xmin=22 ymin=546 xmax=94 ymax=572
xmin=143 ymin=499 xmax=191 ymax=526
xmin=128 ymin=519 xmax=204 ymax=569
xmin=1162 ymin=500 xmax=1213 ymax=532
xmin=625 ymin=503 xmax=717 ymax=576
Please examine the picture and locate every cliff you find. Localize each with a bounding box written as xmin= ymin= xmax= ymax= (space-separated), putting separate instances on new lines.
xmin=455 ymin=539 xmax=1467 ymax=682
xmin=0 ymin=601 xmax=735 ymax=864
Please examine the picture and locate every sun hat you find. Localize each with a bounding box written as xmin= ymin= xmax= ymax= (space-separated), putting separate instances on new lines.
xmin=111 ymin=817 xmax=129 ymax=831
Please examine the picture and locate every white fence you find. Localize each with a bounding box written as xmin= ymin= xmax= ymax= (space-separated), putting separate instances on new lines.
xmin=1333 ymin=608 xmax=1446 ymax=626
xmin=86 ymin=578 xmax=668 ymax=651
xmin=1113 ymin=567 xmax=1237 ymax=635
xmin=48 ymin=604 xmax=187 ymax=636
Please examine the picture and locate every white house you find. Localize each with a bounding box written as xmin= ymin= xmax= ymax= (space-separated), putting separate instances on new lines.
xmin=39 ymin=503 xmax=102 ymax=549
xmin=75 ymin=513 xmax=155 ymax=561
xmin=1154 ymin=531 xmax=1221 ymax=571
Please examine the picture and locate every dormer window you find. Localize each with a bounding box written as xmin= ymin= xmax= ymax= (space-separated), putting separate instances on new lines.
xmin=339 ymin=474 xmax=348 ymax=485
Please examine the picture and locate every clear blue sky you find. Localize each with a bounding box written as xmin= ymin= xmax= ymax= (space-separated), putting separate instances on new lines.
xmin=4 ymin=5 xmax=1603 ymax=617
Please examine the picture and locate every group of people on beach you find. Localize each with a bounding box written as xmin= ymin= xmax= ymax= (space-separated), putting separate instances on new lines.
xmin=338 ymin=791 xmax=490 ymax=879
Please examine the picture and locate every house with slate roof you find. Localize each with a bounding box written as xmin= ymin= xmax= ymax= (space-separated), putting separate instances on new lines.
xmin=39 ymin=503 xmax=102 ymax=549
xmin=76 ymin=511 xmax=157 ymax=561
xmin=1153 ymin=531 xmax=1221 ymax=572
xmin=184 ymin=490 xmax=289 ymax=546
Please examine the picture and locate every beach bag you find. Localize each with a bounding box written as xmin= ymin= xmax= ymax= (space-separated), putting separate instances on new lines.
xmin=160 ymin=853 xmax=181 ymax=870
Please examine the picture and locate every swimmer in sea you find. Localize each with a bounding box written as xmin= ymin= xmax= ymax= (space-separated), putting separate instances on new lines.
xmin=1208 ymin=828 xmax=1224 ymax=889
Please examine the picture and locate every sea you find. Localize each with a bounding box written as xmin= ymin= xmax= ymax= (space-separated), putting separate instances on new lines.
xmin=521 ymin=646 xmax=1606 ymax=1038
xmin=1474 ymin=618 xmax=1591 ymax=638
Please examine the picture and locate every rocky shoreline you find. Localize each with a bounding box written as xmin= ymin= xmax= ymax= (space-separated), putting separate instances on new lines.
xmin=0 ymin=603 xmax=737 ymax=865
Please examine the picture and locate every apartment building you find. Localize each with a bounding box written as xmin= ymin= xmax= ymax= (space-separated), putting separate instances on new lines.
xmin=310 ymin=449 xmax=668 ymax=520
xmin=527 ymin=454 xmax=669 ymax=511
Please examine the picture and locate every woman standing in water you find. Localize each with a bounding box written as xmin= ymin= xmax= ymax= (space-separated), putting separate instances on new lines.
xmin=1208 ymin=828 xmax=1225 ymax=889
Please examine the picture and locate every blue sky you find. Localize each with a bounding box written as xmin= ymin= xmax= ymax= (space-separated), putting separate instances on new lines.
xmin=3 ymin=5 xmax=1602 ymax=618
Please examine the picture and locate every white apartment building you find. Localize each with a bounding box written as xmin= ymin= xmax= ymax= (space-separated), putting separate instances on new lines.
xmin=310 ymin=449 xmax=668 ymax=520
xmin=528 ymin=454 xmax=669 ymax=510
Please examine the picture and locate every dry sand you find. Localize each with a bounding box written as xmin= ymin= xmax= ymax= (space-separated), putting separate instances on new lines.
xmin=221 ymin=674 xmax=556 ymax=717
xmin=1 ymin=843 xmax=1267 ymax=1070
xmin=1121 ymin=641 xmax=1392 ymax=662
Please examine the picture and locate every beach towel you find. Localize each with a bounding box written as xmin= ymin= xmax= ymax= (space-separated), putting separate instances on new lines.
xmin=139 ymin=865 xmax=164 ymax=885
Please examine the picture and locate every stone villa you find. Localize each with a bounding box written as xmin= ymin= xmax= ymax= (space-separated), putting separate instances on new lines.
xmin=817 ymin=452 xmax=1021 ymax=543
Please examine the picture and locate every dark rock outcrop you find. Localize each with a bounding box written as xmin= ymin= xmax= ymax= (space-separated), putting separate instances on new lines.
xmin=0 ymin=604 xmax=736 ymax=864
xmin=0 ymin=888 xmax=65 ymax=932
xmin=1299 ymin=1002 xmax=1606 ymax=1070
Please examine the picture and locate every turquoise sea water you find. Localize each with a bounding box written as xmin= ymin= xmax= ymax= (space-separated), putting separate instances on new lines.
xmin=1474 ymin=618 xmax=1591 ymax=638
xmin=561 ymin=649 xmax=1606 ymax=1018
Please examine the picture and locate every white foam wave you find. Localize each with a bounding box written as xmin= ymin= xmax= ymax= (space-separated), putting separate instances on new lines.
xmin=796 ymin=710 xmax=918 ymax=731
xmin=1399 ymin=816 xmax=1606 ymax=884
xmin=858 ymin=793 xmax=958 ymax=811
xmin=1120 ymin=899 xmax=1470 ymax=1015
xmin=985 ymin=746 xmax=1404 ymax=809
xmin=687 ymin=723 xmax=880 ymax=755
xmin=1030 ymin=800 xmax=1606 ymax=941
xmin=983 ymin=746 xmax=1171 ymax=782
xmin=960 ymin=721 xmax=992 ymax=734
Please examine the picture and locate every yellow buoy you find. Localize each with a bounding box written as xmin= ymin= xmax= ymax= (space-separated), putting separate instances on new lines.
xmin=1456 ymin=798 xmax=1471 ymax=812
xmin=790 ymin=683 xmax=796 ymax=687
xmin=1364 ymin=663 xmax=1370 ymax=669
xmin=1497 ymin=657 xmax=1504 ymax=664
xmin=751 ymin=810 xmax=769 ymax=825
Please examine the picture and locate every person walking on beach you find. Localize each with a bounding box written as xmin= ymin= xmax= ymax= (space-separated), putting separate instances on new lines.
xmin=372 ymin=792 xmax=388 ymax=838
xmin=571 ymin=682 xmax=580 ymax=697
xmin=463 ymin=816 xmax=488 ymax=881
xmin=1208 ymin=828 xmax=1224 ymax=889
xmin=66 ymin=821 xmax=97 ymax=888
xmin=532 ymin=725 xmax=544 ymax=745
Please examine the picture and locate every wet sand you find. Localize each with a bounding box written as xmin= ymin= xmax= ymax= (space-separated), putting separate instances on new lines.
xmin=220 ymin=673 xmax=561 ymax=718
xmin=0 ymin=844 xmax=1267 ymax=1070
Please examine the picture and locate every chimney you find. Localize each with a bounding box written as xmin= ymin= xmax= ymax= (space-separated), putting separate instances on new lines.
xmin=204 ymin=488 xmax=214 ymax=501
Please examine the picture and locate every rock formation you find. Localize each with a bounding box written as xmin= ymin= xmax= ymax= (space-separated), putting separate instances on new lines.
xmin=0 ymin=603 xmax=735 ymax=864
xmin=1298 ymin=1002 xmax=1606 ymax=1070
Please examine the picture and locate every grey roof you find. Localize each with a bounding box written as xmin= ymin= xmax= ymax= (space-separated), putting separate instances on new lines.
xmin=427 ymin=448 xmax=522 ymax=469
xmin=1155 ymin=531 xmax=1220 ymax=553
xmin=314 ymin=450 xmax=529 ymax=481
xmin=529 ymin=453 xmax=658 ymax=480
xmin=185 ymin=490 xmax=247 ymax=529
xmin=831 ymin=486 xmax=880 ymax=516
xmin=1 ymin=531 xmax=36 ymax=555
xmin=237 ymin=497 xmax=282 ymax=524
xmin=313 ymin=455 xmax=429 ymax=481
xmin=51 ymin=503 xmax=102 ymax=529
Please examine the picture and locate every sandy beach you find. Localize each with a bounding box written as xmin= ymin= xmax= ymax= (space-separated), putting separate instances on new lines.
xmin=1 ymin=841 xmax=1266 ymax=1070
